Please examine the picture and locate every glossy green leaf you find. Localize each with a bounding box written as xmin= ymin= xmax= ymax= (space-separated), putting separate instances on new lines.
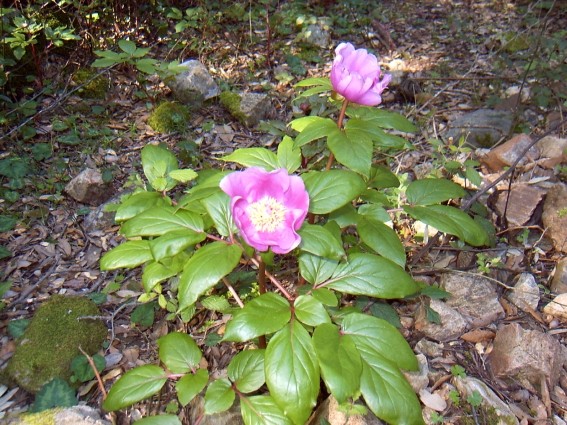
xmin=204 ymin=378 xmax=235 ymax=415
xmin=118 ymin=39 xmax=137 ymax=55
xmin=176 ymin=368 xmax=208 ymax=407
xmin=158 ymin=332 xmax=202 ymax=374
xmin=406 ymin=178 xmax=465 ymax=206
xmin=223 ymin=292 xmax=290 ymax=342
xmin=329 ymin=204 xmax=358 ymax=228
xmin=141 ymin=145 xmax=178 ymax=192
xmin=292 ymin=117 xmax=336 ymax=147
xmin=265 ymin=322 xmax=319 ymax=425
xmin=115 ymin=192 xmax=169 ymax=222
xmin=294 ymin=77 xmax=332 ymax=89
xmin=240 ymin=395 xmax=292 ymax=425
xmin=134 ymin=415 xmax=182 ymax=425
xmin=358 ymin=204 xmax=391 ymax=222
xmin=347 ymin=107 xmax=417 ymax=133
xmin=136 ymin=58 xmax=157 ymax=74
xmin=357 ymin=216 xmax=406 ymax=267
xmin=227 ymin=349 xmax=265 ymax=393
xmin=298 ymin=224 xmax=344 ymax=260
xmin=100 ymin=240 xmax=153 ymax=270
xmin=221 ymin=148 xmax=279 ymax=170
xmin=302 ymin=170 xmax=366 ymax=214
xmin=369 ymin=166 xmax=400 ymax=189
xmin=201 ymin=191 xmax=235 ymax=237
xmin=178 ymin=242 xmax=242 ymax=309
xmin=313 ymin=323 xmax=362 ymax=403
xmin=201 ymin=295 xmax=232 ymax=312
xmin=326 ymin=125 xmax=373 ymax=177
xmin=360 ymin=355 xmax=424 ymax=425
xmin=277 ymin=136 xmax=301 ymax=173
xmin=150 ymin=230 xmax=205 ymax=261
xmin=169 ymin=169 xmax=198 ymax=182
xmin=299 ymin=253 xmax=338 ymax=285
xmin=403 ymin=205 xmax=489 ymax=246
xmin=142 ymin=254 xmax=188 ymax=292
xmin=342 ymin=313 xmax=417 ymax=371
xmin=325 ymin=253 xmax=418 ymax=299
xmin=102 ymin=365 xmax=167 ymax=411
xmin=345 ymin=118 xmax=407 ymax=149
xmin=121 ymin=206 xmax=203 ymax=237
xmin=311 ymin=288 xmax=338 ymax=306
xmin=294 ymin=295 xmax=331 ymax=326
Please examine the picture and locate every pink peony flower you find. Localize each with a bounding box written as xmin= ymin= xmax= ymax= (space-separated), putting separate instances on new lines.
xmin=330 ymin=42 xmax=392 ymax=106
xmin=220 ymin=167 xmax=309 ymax=254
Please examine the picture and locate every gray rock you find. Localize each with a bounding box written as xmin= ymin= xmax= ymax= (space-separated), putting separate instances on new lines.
xmin=300 ymin=23 xmax=331 ymax=48
xmin=542 ymin=183 xmax=567 ymax=253
xmin=403 ymin=354 xmax=430 ymax=393
xmin=489 ymin=323 xmax=564 ymax=393
xmin=537 ymin=135 xmax=567 ymax=159
xmin=65 ymin=168 xmax=112 ymax=206
xmin=507 ymin=273 xmax=540 ymax=312
xmin=446 ymin=109 xmax=514 ymax=148
xmin=414 ymin=299 xmax=468 ymax=342
xmin=551 ymin=258 xmax=567 ymax=294
xmin=168 ymin=60 xmax=219 ymax=106
xmin=8 ymin=406 xmax=110 ymax=425
xmin=83 ymin=192 xmax=127 ymax=232
xmin=453 ymin=377 xmax=519 ymax=425
xmin=239 ymin=93 xmax=273 ymax=127
xmin=441 ymin=273 xmax=505 ymax=328
xmin=308 ymin=395 xmax=385 ymax=425
xmin=414 ymin=338 xmax=443 ymax=358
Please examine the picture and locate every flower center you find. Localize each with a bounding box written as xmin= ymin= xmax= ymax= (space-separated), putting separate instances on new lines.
xmin=246 ymin=196 xmax=287 ymax=232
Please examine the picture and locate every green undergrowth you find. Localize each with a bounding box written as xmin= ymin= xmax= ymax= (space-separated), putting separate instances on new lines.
xmin=148 ymin=101 xmax=191 ymax=133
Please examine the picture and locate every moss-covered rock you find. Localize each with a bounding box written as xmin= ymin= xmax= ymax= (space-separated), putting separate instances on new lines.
xmin=6 ymin=295 xmax=107 ymax=393
xmin=72 ymin=69 xmax=109 ymax=100
xmin=219 ymin=91 xmax=247 ymax=124
xmin=148 ymin=101 xmax=191 ymax=133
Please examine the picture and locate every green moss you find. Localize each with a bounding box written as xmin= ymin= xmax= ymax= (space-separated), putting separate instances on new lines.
xmin=73 ymin=69 xmax=109 ymax=100
xmin=18 ymin=408 xmax=58 ymax=425
xmin=6 ymin=295 xmax=107 ymax=393
xmin=148 ymin=101 xmax=191 ymax=133
xmin=219 ymin=91 xmax=246 ymax=124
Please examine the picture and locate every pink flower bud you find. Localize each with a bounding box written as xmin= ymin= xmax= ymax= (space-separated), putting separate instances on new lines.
xmin=330 ymin=42 xmax=392 ymax=106
xmin=220 ymin=168 xmax=309 ymax=254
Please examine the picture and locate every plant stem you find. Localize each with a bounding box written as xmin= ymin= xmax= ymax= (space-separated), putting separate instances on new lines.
xmin=257 ymin=255 xmax=267 ymax=349
xmin=248 ymin=256 xmax=293 ymax=301
xmin=325 ymin=98 xmax=349 ymax=171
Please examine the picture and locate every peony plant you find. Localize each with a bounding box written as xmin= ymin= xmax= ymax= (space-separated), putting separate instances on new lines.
xmin=99 ymin=43 xmax=489 ymax=425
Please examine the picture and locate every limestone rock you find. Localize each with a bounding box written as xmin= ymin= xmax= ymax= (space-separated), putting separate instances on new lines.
xmin=543 ymin=293 xmax=567 ymax=320
xmin=441 ymin=273 xmax=505 ymax=328
xmin=542 ymin=183 xmax=567 ymax=253
xmin=550 ymin=258 xmax=567 ymax=294
xmin=300 ymin=23 xmax=331 ymax=48
xmin=239 ymin=92 xmax=273 ymax=127
xmin=403 ymin=354 xmax=430 ymax=393
xmin=414 ymin=338 xmax=443 ymax=357
xmin=482 ymin=133 xmax=539 ymax=172
xmin=507 ymin=273 xmax=540 ymax=312
xmin=491 ymin=183 xmax=547 ymax=226
xmin=414 ymin=299 xmax=468 ymax=341
xmin=453 ymin=377 xmax=519 ymax=425
xmin=168 ymin=60 xmax=219 ymax=106
xmin=537 ymin=135 xmax=567 ymax=161
xmin=9 ymin=406 xmax=110 ymax=425
xmin=308 ymin=396 xmax=385 ymax=425
xmin=446 ymin=109 xmax=514 ymax=148
xmin=65 ymin=168 xmax=112 ymax=206
xmin=488 ymin=323 xmax=564 ymax=393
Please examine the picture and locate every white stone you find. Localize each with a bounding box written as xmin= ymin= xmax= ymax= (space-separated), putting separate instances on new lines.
xmin=543 ymin=293 xmax=567 ymax=320
xmin=507 ymin=273 xmax=540 ymax=311
xmin=168 ymin=60 xmax=219 ymax=106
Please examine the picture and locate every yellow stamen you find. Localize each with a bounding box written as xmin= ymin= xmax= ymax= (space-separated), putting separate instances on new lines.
xmin=246 ymin=196 xmax=287 ymax=232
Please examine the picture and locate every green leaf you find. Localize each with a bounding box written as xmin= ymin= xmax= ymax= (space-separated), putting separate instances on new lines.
xmin=341 ymin=313 xmax=417 ymax=371
xmin=150 ymin=230 xmax=205 ymax=261
xmin=70 ymin=354 xmax=105 ymax=383
xmin=169 ymin=169 xmax=198 ymax=183
xmin=118 ymin=39 xmax=137 ymax=55
xmin=134 ymin=415 xmax=182 ymax=425
xmin=223 ymin=292 xmax=291 ymax=342
xmin=221 ymin=148 xmax=279 ymax=170
xmin=0 ymin=215 xmax=17 ymax=232
xmin=298 ymin=224 xmax=344 ymax=260
xmin=136 ymin=58 xmax=157 ymax=74
xmin=227 ymin=349 xmax=265 ymax=393
xmin=312 ymin=288 xmax=338 ymax=306
xmin=277 ymin=136 xmax=301 ymax=173
xmin=357 ymin=216 xmax=406 ymax=267
xmin=294 ymin=77 xmax=332 ymax=89
xmin=403 ymin=205 xmax=489 ymax=246
xmin=8 ymin=318 xmax=30 ymax=338
xmin=359 ymin=355 xmax=424 ymax=425
xmin=0 ymin=246 xmax=11 ymax=260
xmin=313 ymin=323 xmax=362 ymax=403
xmin=204 ymin=378 xmax=235 ymax=415
xmin=406 ymin=179 xmax=465 ymax=206
xmin=201 ymin=191 xmax=236 ymax=237
xmin=241 ymin=395 xmax=292 ymax=425
xmin=92 ymin=57 xmax=120 ymax=67
xmin=142 ymin=255 xmax=187 ymax=292
xmin=29 ymin=378 xmax=77 ymax=413
xmin=141 ymin=145 xmax=178 ymax=192
xmin=265 ymin=322 xmax=319 ymax=425
xmin=201 ymin=295 xmax=232 ymax=313
xmin=325 ymin=254 xmax=418 ymax=299
xmin=158 ymin=332 xmax=202 ymax=374
xmin=115 ymin=192 xmax=169 ymax=222
xmin=292 ymin=117 xmax=336 ymax=147
xmin=369 ymin=166 xmax=400 ymax=189
xmin=299 ymin=253 xmax=338 ymax=285
xmin=100 ymin=240 xmax=153 ymax=270
xmin=347 ymin=107 xmax=417 ymax=133
xmin=302 ymin=170 xmax=366 ymax=214
xmin=131 ymin=303 xmax=155 ymax=327
xmin=175 ymin=369 xmax=208 ymax=407
xmin=328 ymin=125 xmax=373 ymax=177
xmin=103 ymin=365 xmax=167 ymax=411
xmin=121 ymin=206 xmax=203 ymax=237
xmin=178 ymin=242 xmax=242 ymax=309
xmin=294 ymin=295 xmax=331 ymax=326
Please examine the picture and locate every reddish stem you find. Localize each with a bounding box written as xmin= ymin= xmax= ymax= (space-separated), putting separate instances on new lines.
xmin=257 ymin=255 xmax=267 ymax=349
